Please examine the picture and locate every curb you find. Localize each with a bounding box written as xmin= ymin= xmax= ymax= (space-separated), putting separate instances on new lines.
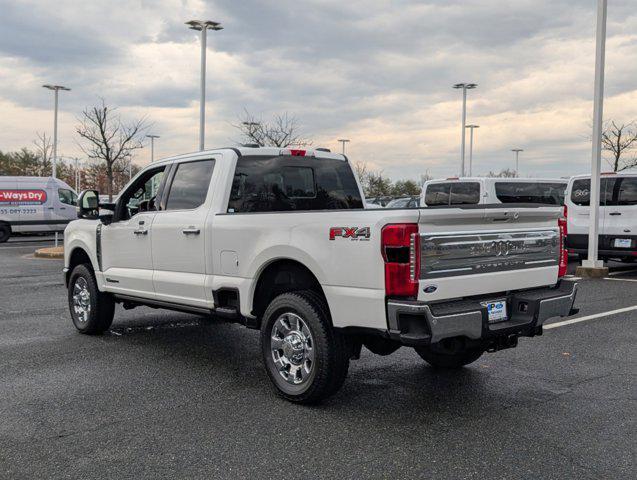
xmin=34 ymin=247 xmax=64 ymax=259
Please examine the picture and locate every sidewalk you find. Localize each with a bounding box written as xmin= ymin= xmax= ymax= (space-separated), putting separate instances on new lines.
xmin=34 ymin=246 xmax=64 ymax=259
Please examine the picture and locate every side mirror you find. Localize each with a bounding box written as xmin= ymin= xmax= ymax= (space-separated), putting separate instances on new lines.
xmin=77 ymin=190 xmax=100 ymax=220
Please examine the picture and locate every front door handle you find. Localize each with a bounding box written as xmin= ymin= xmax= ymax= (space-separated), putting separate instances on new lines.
xmin=609 ymin=212 xmax=622 ymax=216
xmin=133 ymin=229 xmax=148 ymax=235
xmin=182 ymin=227 xmax=200 ymax=235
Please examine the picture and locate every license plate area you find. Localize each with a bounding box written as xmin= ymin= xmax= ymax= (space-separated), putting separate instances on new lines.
xmin=614 ymin=238 xmax=632 ymax=248
xmin=482 ymin=299 xmax=508 ymax=324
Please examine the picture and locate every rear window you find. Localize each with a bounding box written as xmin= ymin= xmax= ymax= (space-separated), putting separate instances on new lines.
xmin=495 ymin=182 xmax=566 ymax=205
xmin=424 ymin=182 xmax=480 ymax=206
xmin=228 ymin=156 xmax=363 ymax=212
xmin=570 ymin=178 xmax=616 ymax=206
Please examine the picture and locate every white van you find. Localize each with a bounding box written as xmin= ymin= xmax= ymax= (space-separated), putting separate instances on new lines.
xmin=564 ymin=173 xmax=637 ymax=261
xmin=0 ymin=176 xmax=77 ymax=242
xmin=421 ymin=177 xmax=567 ymax=207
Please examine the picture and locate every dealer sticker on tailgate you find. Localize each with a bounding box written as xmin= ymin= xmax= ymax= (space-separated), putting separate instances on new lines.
xmin=483 ymin=300 xmax=508 ymax=323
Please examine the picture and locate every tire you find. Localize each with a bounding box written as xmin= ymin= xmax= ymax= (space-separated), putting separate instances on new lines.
xmin=0 ymin=223 xmax=10 ymax=243
xmin=414 ymin=342 xmax=484 ymax=369
xmin=67 ymin=264 xmax=115 ymax=334
xmin=260 ymin=290 xmax=350 ymax=404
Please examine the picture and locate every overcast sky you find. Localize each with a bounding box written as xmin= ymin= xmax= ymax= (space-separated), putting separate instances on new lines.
xmin=1 ymin=0 xmax=636 ymax=180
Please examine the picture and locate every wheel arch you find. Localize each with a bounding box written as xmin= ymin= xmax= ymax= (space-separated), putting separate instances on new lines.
xmin=250 ymin=257 xmax=330 ymax=327
xmin=65 ymin=246 xmax=97 ymax=287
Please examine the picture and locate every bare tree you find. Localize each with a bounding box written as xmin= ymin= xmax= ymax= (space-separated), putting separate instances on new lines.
xmin=233 ymin=109 xmax=311 ymax=148
xmin=419 ymin=171 xmax=433 ymax=186
xmin=33 ymin=132 xmax=53 ymax=173
xmin=76 ymin=99 xmax=148 ymax=200
xmin=354 ymin=160 xmax=368 ymax=183
xmin=486 ymin=168 xmax=518 ymax=178
xmin=602 ymin=120 xmax=637 ymax=172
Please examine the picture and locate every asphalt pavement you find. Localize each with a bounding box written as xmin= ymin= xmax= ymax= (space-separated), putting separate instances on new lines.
xmin=0 ymin=241 xmax=635 ymax=479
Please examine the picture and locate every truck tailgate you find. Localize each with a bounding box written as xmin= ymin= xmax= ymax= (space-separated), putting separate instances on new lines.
xmin=416 ymin=205 xmax=562 ymax=302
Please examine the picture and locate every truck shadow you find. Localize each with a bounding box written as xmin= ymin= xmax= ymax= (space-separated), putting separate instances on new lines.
xmin=105 ymin=309 xmax=548 ymax=425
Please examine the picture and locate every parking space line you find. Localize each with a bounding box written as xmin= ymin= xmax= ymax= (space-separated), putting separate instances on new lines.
xmin=545 ymin=305 xmax=637 ymax=330
xmin=608 ymin=268 xmax=637 ymax=276
xmin=603 ymin=277 xmax=637 ymax=283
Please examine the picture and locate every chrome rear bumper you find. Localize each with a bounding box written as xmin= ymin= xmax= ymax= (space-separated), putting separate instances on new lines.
xmin=387 ymin=281 xmax=578 ymax=346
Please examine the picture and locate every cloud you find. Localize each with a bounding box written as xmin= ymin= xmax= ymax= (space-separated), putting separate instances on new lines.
xmin=0 ymin=0 xmax=636 ymax=180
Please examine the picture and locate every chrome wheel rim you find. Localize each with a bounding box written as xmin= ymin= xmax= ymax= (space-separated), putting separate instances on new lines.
xmin=72 ymin=277 xmax=91 ymax=323
xmin=270 ymin=312 xmax=315 ymax=385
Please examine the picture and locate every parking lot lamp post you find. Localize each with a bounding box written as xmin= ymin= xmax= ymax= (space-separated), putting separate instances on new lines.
xmin=74 ymin=158 xmax=80 ymax=191
xmin=453 ymin=83 xmax=477 ymax=176
xmin=338 ymin=139 xmax=350 ymax=155
xmin=186 ymin=20 xmax=223 ymax=151
xmin=512 ymin=149 xmax=523 ymax=176
xmin=580 ymin=0 xmax=608 ymax=273
xmin=146 ymin=134 xmax=160 ymax=163
xmin=466 ymin=125 xmax=479 ymax=176
xmin=42 ymin=85 xmax=71 ymax=178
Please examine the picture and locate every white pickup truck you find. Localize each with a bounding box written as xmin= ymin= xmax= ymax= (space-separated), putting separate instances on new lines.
xmin=64 ymin=146 xmax=577 ymax=403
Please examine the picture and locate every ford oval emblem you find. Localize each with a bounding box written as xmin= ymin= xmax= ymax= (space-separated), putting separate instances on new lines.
xmin=423 ymin=285 xmax=438 ymax=294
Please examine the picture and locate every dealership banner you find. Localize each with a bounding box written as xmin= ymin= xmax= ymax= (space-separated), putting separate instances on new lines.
xmin=0 ymin=190 xmax=48 ymax=205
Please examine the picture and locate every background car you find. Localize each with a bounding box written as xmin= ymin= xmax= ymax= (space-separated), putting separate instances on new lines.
xmin=421 ymin=177 xmax=567 ymax=207
xmin=385 ymin=196 xmax=420 ymax=208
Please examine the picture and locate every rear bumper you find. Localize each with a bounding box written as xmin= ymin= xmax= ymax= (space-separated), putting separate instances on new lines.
xmin=567 ymin=234 xmax=637 ymax=258
xmin=386 ymin=281 xmax=578 ymax=346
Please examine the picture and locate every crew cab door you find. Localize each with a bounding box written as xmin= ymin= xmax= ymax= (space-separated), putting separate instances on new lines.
xmin=151 ymin=158 xmax=215 ymax=308
xmin=100 ymin=166 xmax=166 ymax=298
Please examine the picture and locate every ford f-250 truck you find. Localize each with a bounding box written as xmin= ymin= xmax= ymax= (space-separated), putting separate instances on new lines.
xmin=64 ymin=146 xmax=577 ymax=403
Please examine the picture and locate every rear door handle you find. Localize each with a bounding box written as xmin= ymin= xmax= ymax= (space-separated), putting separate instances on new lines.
xmin=609 ymin=212 xmax=622 ymax=216
xmin=182 ymin=227 xmax=200 ymax=235
xmin=133 ymin=229 xmax=148 ymax=235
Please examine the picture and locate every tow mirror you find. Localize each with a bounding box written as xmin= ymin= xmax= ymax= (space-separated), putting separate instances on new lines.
xmin=77 ymin=190 xmax=99 ymax=220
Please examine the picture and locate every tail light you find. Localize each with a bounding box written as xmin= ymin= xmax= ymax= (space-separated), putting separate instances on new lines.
xmin=558 ymin=216 xmax=568 ymax=277
xmin=381 ymin=223 xmax=419 ymax=297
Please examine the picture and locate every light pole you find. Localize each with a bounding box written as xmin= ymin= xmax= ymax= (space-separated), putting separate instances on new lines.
xmin=74 ymin=158 xmax=80 ymax=191
xmin=453 ymin=83 xmax=477 ymax=176
xmin=146 ymin=134 xmax=160 ymax=162
xmin=581 ymin=0 xmax=608 ymax=274
xmin=338 ymin=139 xmax=350 ymax=155
xmin=186 ymin=20 xmax=223 ymax=151
xmin=512 ymin=149 xmax=523 ymax=175
xmin=465 ymin=125 xmax=479 ymax=176
xmin=42 ymin=84 xmax=71 ymax=178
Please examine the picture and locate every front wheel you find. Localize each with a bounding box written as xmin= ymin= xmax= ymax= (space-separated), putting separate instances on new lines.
xmin=414 ymin=341 xmax=484 ymax=369
xmin=68 ymin=264 xmax=115 ymax=334
xmin=260 ymin=291 xmax=350 ymax=404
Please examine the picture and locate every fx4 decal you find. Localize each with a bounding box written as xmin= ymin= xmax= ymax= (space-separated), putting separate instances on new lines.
xmin=329 ymin=227 xmax=371 ymax=241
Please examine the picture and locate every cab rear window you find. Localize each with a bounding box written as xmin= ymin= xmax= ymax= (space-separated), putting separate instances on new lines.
xmin=228 ymin=156 xmax=363 ymax=212
xmin=425 ymin=182 xmax=480 ymax=206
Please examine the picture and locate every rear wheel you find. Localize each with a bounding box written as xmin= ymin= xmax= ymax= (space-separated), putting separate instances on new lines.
xmin=260 ymin=291 xmax=350 ymax=404
xmin=414 ymin=341 xmax=484 ymax=369
xmin=68 ymin=264 xmax=115 ymax=334
xmin=0 ymin=223 xmax=10 ymax=243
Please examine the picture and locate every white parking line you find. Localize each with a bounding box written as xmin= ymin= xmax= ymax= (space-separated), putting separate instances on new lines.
xmin=604 ymin=277 xmax=637 ymax=283
xmin=545 ymin=305 xmax=637 ymax=330
xmin=608 ymin=268 xmax=637 ymax=276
